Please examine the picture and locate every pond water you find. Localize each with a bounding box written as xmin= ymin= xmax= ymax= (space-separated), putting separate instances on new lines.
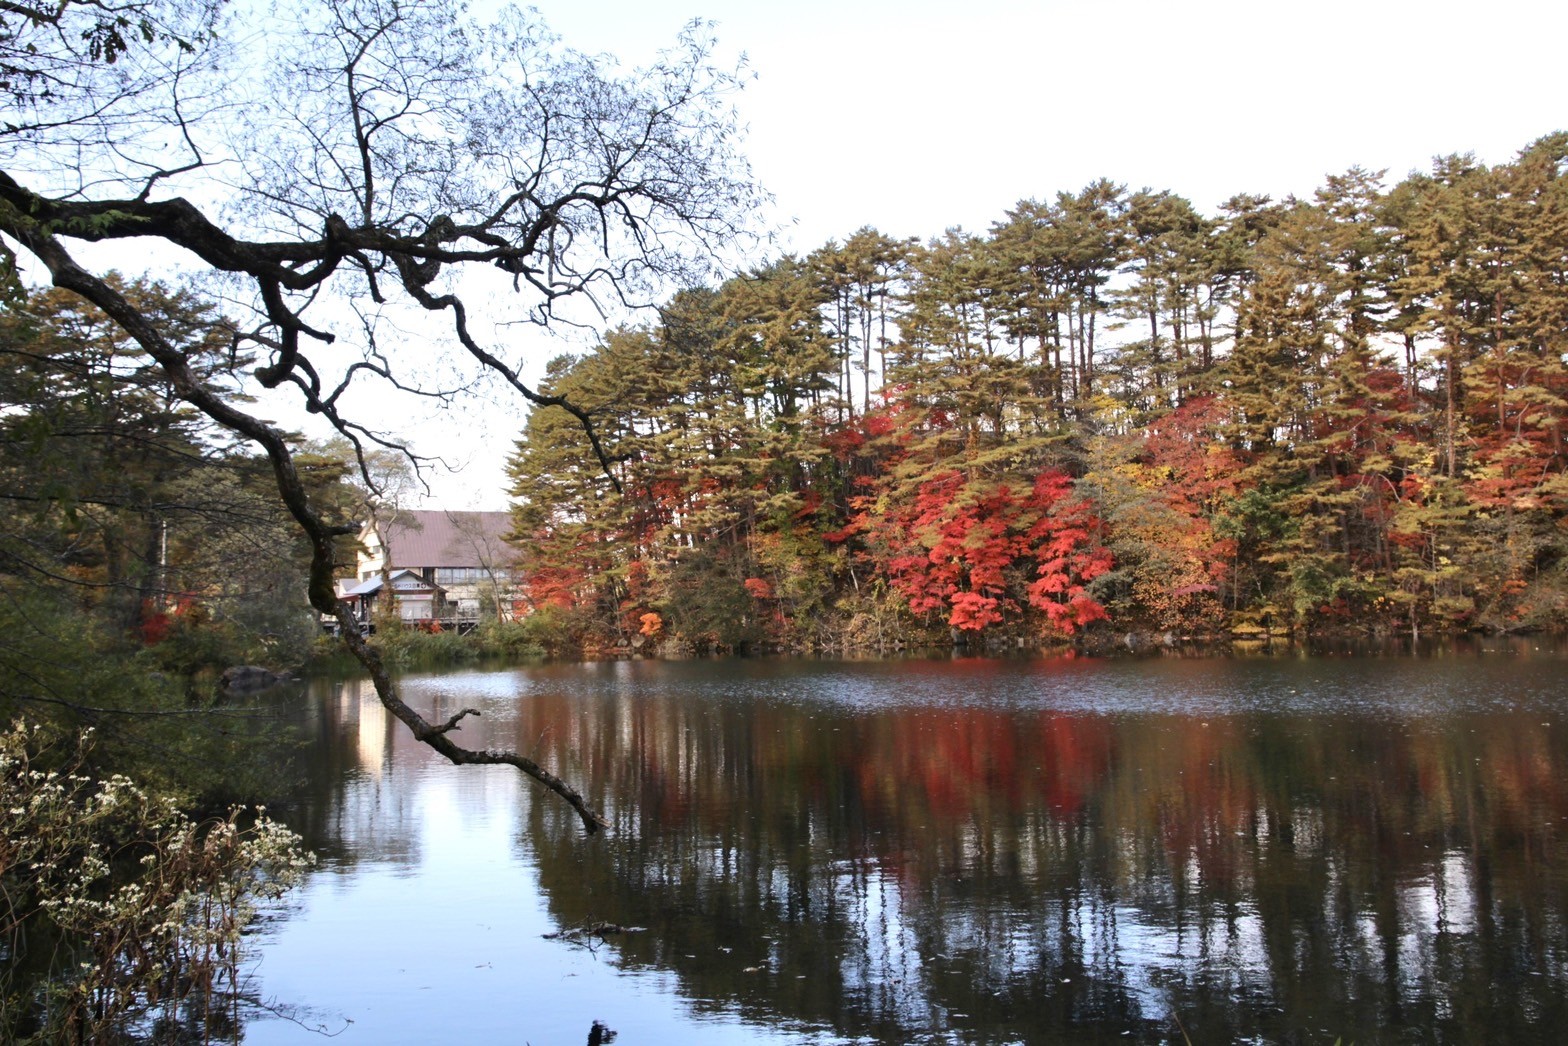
xmin=245 ymin=640 xmax=1568 ymax=1044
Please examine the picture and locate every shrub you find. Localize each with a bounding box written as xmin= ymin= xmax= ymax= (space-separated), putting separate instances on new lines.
xmin=0 ymin=722 xmax=313 ymax=1043
xmin=513 ymin=604 xmax=597 ymax=660
xmin=473 ymin=619 xmax=546 ymax=660
xmin=369 ymin=623 xmax=479 ymax=669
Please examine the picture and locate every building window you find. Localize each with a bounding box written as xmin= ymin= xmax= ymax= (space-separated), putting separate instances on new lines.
xmin=436 ymin=567 xmax=487 ymax=584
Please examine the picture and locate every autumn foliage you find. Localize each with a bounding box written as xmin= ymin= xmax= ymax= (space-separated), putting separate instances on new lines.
xmin=507 ymin=133 xmax=1568 ymax=649
xmin=877 ymin=469 xmax=1111 ymax=634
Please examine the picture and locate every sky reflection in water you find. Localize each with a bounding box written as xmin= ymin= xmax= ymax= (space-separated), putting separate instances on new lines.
xmin=247 ymin=643 xmax=1568 ymax=1044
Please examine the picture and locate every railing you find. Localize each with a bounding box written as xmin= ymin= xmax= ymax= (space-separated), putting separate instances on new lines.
xmin=320 ymin=606 xmax=486 ymax=636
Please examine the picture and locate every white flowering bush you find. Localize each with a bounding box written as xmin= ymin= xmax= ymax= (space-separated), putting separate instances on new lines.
xmin=1 ymin=721 xmax=314 ymax=1043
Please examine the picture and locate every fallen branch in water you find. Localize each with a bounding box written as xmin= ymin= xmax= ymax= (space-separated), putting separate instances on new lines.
xmin=543 ymin=922 xmax=647 ymax=946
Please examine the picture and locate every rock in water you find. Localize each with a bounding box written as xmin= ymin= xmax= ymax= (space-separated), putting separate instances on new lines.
xmin=220 ymin=665 xmax=287 ymax=693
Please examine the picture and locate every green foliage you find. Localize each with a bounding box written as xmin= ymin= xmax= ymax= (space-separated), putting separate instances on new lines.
xmin=0 ymin=281 xmax=334 ymax=668
xmin=360 ymin=618 xmax=563 ymax=669
xmin=0 ymin=720 xmax=313 ymax=1044
xmin=0 ymin=579 xmax=305 ymax=806
xmin=512 ymin=604 xmax=602 ymax=660
xmin=0 ymin=284 xmax=323 ymax=799
xmin=367 ymin=623 xmax=479 ymax=670
xmin=662 ymin=546 xmax=766 ymax=653
xmin=473 ymin=619 xmax=547 ymax=660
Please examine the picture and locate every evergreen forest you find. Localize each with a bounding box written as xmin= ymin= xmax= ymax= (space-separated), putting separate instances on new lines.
xmin=508 ymin=132 xmax=1568 ymax=652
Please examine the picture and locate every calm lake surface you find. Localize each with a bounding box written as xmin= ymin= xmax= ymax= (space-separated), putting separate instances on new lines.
xmin=245 ymin=641 xmax=1568 ymax=1044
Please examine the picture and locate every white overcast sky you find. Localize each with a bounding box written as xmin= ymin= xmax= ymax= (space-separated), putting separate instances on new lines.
xmin=526 ymin=0 xmax=1567 ymax=253
xmin=402 ymin=0 xmax=1565 ymax=509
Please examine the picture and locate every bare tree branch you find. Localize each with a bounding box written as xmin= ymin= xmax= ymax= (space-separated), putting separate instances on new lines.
xmin=0 ymin=0 xmax=766 ymax=834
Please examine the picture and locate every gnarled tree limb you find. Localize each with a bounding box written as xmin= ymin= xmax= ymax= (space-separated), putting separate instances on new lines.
xmin=10 ymin=219 xmax=608 ymax=834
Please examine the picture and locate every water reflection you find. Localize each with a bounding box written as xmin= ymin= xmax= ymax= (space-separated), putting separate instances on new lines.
xmin=256 ymin=651 xmax=1568 ymax=1043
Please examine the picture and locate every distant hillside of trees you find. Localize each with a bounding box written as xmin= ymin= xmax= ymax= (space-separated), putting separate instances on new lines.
xmin=508 ymin=132 xmax=1568 ymax=652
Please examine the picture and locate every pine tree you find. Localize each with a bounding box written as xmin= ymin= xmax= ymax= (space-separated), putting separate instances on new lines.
xmin=1108 ymin=188 xmax=1217 ymax=418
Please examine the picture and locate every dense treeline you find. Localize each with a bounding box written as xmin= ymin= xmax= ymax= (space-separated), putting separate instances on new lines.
xmin=0 ymin=279 xmax=369 ymax=788
xmin=1 ymin=283 xmax=333 ymax=655
xmin=508 ymin=132 xmax=1568 ymax=651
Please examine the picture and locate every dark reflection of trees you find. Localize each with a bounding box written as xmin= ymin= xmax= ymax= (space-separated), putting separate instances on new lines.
xmin=501 ymin=687 xmax=1568 ymax=1044
xmin=270 ymin=676 xmax=425 ymax=866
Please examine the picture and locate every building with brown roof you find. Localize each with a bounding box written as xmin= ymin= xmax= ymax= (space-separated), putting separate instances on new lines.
xmin=352 ymin=510 xmax=518 ymax=624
